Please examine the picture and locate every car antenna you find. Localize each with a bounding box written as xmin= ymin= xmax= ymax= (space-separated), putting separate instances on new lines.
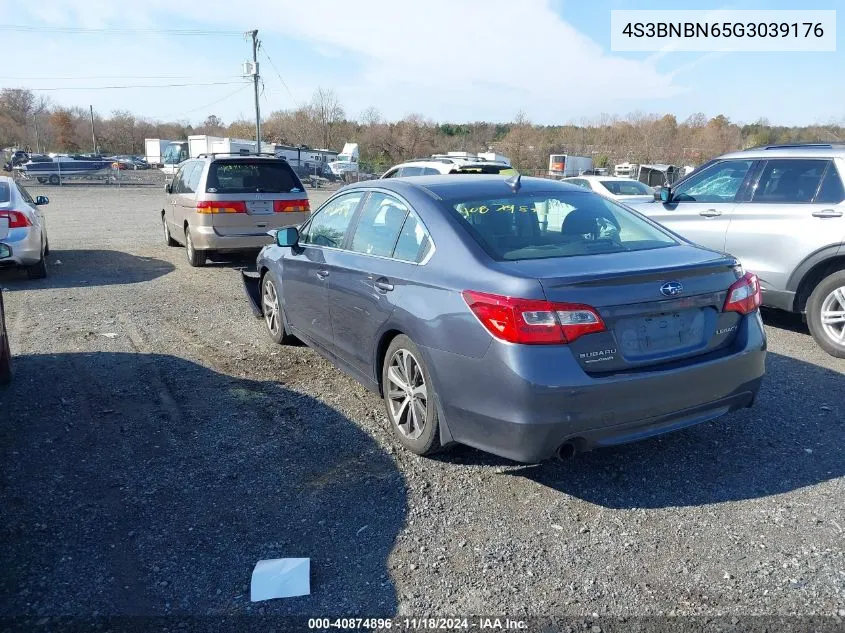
xmin=505 ymin=172 xmax=521 ymax=192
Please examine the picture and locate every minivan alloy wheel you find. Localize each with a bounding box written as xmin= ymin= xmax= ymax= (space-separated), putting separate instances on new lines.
xmin=386 ymin=348 xmax=428 ymax=440
xmin=262 ymin=278 xmax=281 ymax=337
xmin=820 ymin=286 xmax=845 ymax=343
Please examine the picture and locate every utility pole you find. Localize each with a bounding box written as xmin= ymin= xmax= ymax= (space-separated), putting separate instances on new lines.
xmin=89 ymin=105 xmax=97 ymax=154
xmin=250 ymin=29 xmax=261 ymax=154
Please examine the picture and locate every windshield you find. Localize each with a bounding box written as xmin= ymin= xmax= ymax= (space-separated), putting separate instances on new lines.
xmin=206 ymin=160 xmax=302 ymax=194
xmin=448 ymin=191 xmax=676 ymax=261
xmin=600 ymin=180 xmax=653 ymax=195
xmin=162 ymin=144 xmax=186 ymax=165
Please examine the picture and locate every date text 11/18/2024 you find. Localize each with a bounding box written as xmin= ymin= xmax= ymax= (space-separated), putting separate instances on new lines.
xmin=307 ymin=617 xmax=528 ymax=630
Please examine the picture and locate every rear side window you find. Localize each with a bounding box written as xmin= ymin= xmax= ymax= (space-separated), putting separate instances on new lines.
xmin=206 ymin=160 xmax=302 ymax=194
xmin=350 ymin=193 xmax=409 ymax=257
xmin=815 ymin=163 xmax=845 ymax=204
xmin=752 ymin=159 xmax=828 ymax=203
xmin=0 ymin=182 xmax=11 ymax=203
xmin=449 ymin=192 xmax=676 ymax=261
xmin=422 ymin=167 xmax=440 ymax=175
xmin=185 ymin=162 xmax=202 ymax=193
xmin=393 ymin=212 xmax=433 ymax=263
xmin=399 ymin=166 xmax=423 ymax=177
xmin=601 ymin=180 xmax=652 ymax=195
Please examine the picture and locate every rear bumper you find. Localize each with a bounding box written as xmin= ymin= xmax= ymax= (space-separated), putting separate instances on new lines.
xmin=0 ymin=228 xmax=42 ymax=266
xmin=190 ymin=225 xmax=274 ymax=252
xmin=423 ymin=312 xmax=767 ymax=463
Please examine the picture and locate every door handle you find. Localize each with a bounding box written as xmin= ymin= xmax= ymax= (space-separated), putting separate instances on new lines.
xmin=316 ymin=270 xmax=329 ymax=280
xmin=374 ymin=277 xmax=394 ymax=292
xmin=812 ymin=209 xmax=843 ymax=218
xmin=699 ymin=209 xmax=721 ymax=217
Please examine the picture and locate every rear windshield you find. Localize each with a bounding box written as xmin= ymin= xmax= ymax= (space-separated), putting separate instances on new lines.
xmin=205 ymin=160 xmax=302 ymax=194
xmin=449 ymin=191 xmax=676 ymax=261
xmin=0 ymin=182 xmax=9 ymax=203
xmin=600 ymin=179 xmax=652 ymax=195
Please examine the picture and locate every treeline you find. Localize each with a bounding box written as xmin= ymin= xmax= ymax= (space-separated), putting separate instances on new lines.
xmin=1 ymin=87 xmax=843 ymax=172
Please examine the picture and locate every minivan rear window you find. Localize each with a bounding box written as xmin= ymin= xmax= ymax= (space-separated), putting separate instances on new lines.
xmin=206 ymin=160 xmax=302 ymax=194
xmin=448 ymin=191 xmax=676 ymax=261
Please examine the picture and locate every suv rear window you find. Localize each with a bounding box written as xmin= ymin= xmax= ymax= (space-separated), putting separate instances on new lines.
xmin=448 ymin=191 xmax=676 ymax=261
xmin=205 ymin=160 xmax=302 ymax=194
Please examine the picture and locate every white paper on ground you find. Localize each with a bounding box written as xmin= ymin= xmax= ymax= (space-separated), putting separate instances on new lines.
xmin=250 ymin=558 xmax=310 ymax=601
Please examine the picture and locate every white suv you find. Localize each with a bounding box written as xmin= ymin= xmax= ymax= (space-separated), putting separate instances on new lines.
xmin=630 ymin=143 xmax=845 ymax=357
xmin=381 ymin=157 xmax=515 ymax=178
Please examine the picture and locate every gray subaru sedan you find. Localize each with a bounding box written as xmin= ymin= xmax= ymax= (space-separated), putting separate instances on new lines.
xmin=243 ymin=175 xmax=766 ymax=463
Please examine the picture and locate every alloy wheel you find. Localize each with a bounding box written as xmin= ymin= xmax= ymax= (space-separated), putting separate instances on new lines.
xmin=820 ymin=286 xmax=845 ymax=344
xmin=262 ymin=278 xmax=281 ymax=337
xmin=386 ymin=348 xmax=428 ymax=440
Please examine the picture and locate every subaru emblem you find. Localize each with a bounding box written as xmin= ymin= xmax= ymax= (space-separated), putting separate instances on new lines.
xmin=660 ymin=281 xmax=683 ymax=297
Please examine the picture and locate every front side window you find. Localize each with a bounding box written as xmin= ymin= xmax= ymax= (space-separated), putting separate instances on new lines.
xmin=303 ymin=192 xmax=364 ymax=248
xmin=381 ymin=168 xmax=400 ymax=179
xmin=673 ymin=159 xmax=753 ymax=203
xmin=567 ymin=179 xmax=589 ymax=189
xmin=751 ymin=159 xmax=830 ymax=203
xmin=350 ymin=193 xmax=409 ymax=257
xmin=449 ymin=191 xmax=676 ymax=261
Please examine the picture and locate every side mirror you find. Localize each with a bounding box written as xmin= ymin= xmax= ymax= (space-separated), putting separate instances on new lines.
xmin=35 ymin=195 xmax=49 ymax=206
xmin=659 ymin=187 xmax=672 ymax=203
xmin=276 ymin=227 xmax=299 ymax=247
xmin=165 ymin=183 xmax=172 ymax=194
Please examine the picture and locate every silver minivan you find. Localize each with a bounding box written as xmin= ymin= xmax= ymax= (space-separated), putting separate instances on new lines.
xmin=162 ymin=155 xmax=310 ymax=267
xmin=630 ymin=143 xmax=845 ymax=357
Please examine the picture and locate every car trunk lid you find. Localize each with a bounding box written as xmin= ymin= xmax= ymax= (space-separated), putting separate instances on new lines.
xmin=494 ymin=245 xmax=744 ymax=372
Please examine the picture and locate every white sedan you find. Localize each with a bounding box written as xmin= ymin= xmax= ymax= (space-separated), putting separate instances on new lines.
xmin=0 ymin=175 xmax=50 ymax=279
xmin=564 ymin=176 xmax=655 ymax=203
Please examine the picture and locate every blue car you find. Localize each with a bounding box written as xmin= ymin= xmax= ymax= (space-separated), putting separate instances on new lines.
xmin=243 ymin=175 xmax=766 ymax=463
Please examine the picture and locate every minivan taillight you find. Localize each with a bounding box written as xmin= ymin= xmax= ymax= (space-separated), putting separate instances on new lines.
xmin=273 ymin=199 xmax=310 ymax=213
xmin=0 ymin=210 xmax=32 ymax=228
xmin=196 ymin=201 xmax=246 ymax=214
xmin=462 ymin=290 xmax=605 ymax=344
xmin=724 ymin=272 xmax=761 ymax=315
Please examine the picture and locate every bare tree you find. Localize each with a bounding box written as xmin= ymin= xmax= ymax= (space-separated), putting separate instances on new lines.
xmin=310 ymin=88 xmax=345 ymax=150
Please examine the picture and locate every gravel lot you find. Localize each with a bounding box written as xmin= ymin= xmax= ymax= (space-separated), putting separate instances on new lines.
xmin=1 ymin=185 xmax=844 ymax=627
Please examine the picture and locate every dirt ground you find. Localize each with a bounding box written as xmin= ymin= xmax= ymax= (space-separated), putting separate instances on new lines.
xmin=1 ymin=184 xmax=844 ymax=628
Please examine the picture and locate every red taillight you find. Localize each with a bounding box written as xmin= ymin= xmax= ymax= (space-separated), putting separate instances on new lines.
xmin=273 ymin=199 xmax=310 ymax=213
xmin=0 ymin=211 xmax=32 ymax=228
xmin=724 ymin=272 xmax=762 ymax=315
xmin=462 ymin=290 xmax=605 ymax=345
xmin=196 ymin=201 xmax=247 ymax=214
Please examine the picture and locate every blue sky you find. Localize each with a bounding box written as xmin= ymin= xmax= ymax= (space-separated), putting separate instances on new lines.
xmin=2 ymin=0 xmax=843 ymax=128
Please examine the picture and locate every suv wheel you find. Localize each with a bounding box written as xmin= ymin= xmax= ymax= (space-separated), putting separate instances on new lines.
xmin=807 ymin=270 xmax=845 ymax=358
xmin=184 ymin=227 xmax=206 ymax=267
xmin=381 ymin=335 xmax=442 ymax=456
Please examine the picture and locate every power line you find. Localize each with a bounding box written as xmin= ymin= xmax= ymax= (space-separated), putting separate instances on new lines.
xmin=23 ymin=81 xmax=248 ymax=91
xmin=0 ymin=75 xmax=244 ymax=81
xmin=152 ymin=83 xmax=252 ymax=120
xmin=0 ymin=25 xmax=243 ymax=35
xmin=263 ymin=50 xmax=299 ymax=107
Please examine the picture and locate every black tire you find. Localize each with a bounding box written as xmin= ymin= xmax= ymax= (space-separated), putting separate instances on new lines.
xmin=26 ymin=254 xmax=47 ymax=279
xmin=184 ymin=226 xmax=205 ymax=267
xmin=48 ymin=174 xmax=60 ymax=186
xmin=806 ymin=269 xmax=845 ymax=358
xmin=261 ymin=271 xmax=295 ymax=345
xmin=162 ymin=213 xmax=178 ymax=246
xmin=0 ymin=334 xmax=10 ymax=386
xmin=36 ymin=177 xmax=47 ymax=184
xmin=381 ymin=334 xmax=442 ymax=456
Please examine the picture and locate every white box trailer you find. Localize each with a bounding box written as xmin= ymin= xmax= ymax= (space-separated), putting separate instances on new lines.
xmin=144 ymin=139 xmax=172 ymax=167
xmin=548 ymin=154 xmax=593 ymax=178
